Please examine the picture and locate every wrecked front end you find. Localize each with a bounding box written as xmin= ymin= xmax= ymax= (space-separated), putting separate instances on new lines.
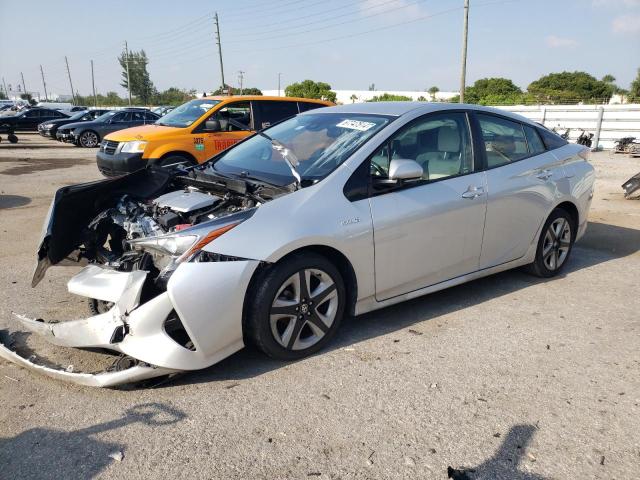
xmin=1 ymin=167 xmax=279 ymax=386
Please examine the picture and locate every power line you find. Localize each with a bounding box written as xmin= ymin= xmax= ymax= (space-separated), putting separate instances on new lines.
xmin=225 ymin=0 xmax=431 ymax=44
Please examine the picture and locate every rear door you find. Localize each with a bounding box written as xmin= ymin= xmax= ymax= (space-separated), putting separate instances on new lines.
xmin=369 ymin=111 xmax=488 ymax=300
xmin=19 ymin=109 xmax=42 ymax=130
xmin=103 ymin=111 xmax=131 ymax=135
xmin=474 ymin=113 xmax=566 ymax=269
xmin=253 ymin=100 xmax=299 ymax=130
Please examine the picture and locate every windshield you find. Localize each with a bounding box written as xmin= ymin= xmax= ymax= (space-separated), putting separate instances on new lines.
xmin=211 ymin=113 xmax=391 ymax=186
xmin=94 ymin=110 xmax=119 ymax=122
xmin=156 ymin=99 xmax=220 ymax=128
xmin=68 ymin=111 xmax=89 ymax=121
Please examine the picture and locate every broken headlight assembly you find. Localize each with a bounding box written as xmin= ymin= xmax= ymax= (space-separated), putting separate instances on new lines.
xmin=128 ymin=221 xmax=240 ymax=288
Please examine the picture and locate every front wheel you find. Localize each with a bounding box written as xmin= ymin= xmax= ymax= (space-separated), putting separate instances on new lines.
xmin=78 ymin=130 xmax=99 ymax=148
xmin=246 ymin=253 xmax=346 ymax=360
xmin=526 ymin=208 xmax=575 ymax=278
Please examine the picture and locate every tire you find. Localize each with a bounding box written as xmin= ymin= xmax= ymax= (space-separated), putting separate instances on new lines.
xmin=525 ymin=208 xmax=576 ymax=278
xmin=156 ymin=155 xmax=196 ymax=169
xmin=8 ymin=133 xmax=18 ymax=143
xmin=88 ymin=298 xmax=114 ymax=315
xmin=245 ymin=252 xmax=346 ymax=361
xmin=78 ymin=130 xmax=99 ymax=148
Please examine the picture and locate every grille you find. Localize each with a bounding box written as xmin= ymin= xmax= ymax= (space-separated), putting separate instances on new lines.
xmin=102 ymin=140 xmax=119 ymax=155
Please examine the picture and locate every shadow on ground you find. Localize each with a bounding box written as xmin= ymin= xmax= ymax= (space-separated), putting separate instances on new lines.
xmin=0 ymin=403 xmax=186 ymax=480
xmin=0 ymin=194 xmax=31 ymax=209
xmin=173 ymin=220 xmax=640 ymax=387
xmin=447 ymin=424 xmax=546 ymax=480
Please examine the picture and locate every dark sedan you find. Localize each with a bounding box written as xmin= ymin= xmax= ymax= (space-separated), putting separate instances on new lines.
xmin=0 ymin=107 xmax=69 ymax=132
xmin=38 ymin=109 xmax=111 ymax=139
xmin=56 ymin=108 xmax=160 ymax=147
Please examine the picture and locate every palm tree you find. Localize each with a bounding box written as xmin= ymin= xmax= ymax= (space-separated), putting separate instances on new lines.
xmin=350 ymin=94 xmax=358 ymax=103
xmin=428 ymin=86 xmax=440 ymax=101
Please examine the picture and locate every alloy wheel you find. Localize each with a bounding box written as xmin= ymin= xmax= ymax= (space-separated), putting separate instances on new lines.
xmin=542 ymin=217 xmax=571 ymax=271
xmin=269 ymin=268 xmax=339 ymax=351
xmin=81 ymin=131 xmax=98 ymax=147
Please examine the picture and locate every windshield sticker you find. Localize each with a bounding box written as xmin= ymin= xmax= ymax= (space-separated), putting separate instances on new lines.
xmin=336 ymin=119 xmax=376 ymax=131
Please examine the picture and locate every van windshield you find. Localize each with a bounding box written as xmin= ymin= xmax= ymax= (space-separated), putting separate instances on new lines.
xmin=156 ymin=99 xmax=221 ymax=128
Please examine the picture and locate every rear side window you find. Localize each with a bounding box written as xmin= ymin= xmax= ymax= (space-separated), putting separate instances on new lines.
xmin=537 ymin=126 xmax=568 ymax=150
xmin=112 ymin=112 xmax=129 ymax=122
xmin=523 ymin=125 xmax=546 ymax=155
xmin=256 ymin=101 xmax=298 ymax=129
xmin=298 ymin=102 xmax=324 ymax=112
xmin=477 ymin=114 xmax=529 ymax=168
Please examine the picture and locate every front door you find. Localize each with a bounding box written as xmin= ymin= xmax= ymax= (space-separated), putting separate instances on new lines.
xmin=199 ymin=101 xmax=254 ymax=162
xmin=369 ymin=111 xmax=487 ymax=301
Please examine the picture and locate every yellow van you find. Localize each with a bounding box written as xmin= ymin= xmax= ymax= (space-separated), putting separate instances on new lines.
xmin=96 ymin=95 xmax=333 ymax=176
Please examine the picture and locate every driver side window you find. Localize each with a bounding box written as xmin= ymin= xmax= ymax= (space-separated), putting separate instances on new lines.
xmin=208 ymin=102 xmax=251 ymax=131
xmin=370 ymin=112 xmax=473 ymax=181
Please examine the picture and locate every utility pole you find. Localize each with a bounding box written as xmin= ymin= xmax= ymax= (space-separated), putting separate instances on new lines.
xmin=214 ymin=13 xmax=226 ymax=93
xmin=91 ymin=60 xmax=97 ymax=107
xmin=238 ymin=70 xmax=245 ymax=95
xmin=20 ymin=72 xmax=27 ymax=97
xmin=64 ymin=56 xmax=76 ymax=105
xmin=39 ymin=65 xmax=48 ymax=101
xmin=459 ymin=0 xmax=469 ymax=103
xmin=278 ymin=72 xmax=282 ymax=97
xmin=124 ymin=41 xmax=132 ymax=106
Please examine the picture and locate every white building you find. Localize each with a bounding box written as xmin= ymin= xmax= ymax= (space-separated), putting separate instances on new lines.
xmin=261 ymin=89 xmax=459 ymax=104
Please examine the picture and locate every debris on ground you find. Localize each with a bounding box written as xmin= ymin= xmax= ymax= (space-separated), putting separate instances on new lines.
xmin=108 ymin=451 xmax=124 ymax=462
xmin=447 ymin=466 xmax=475 ymax=479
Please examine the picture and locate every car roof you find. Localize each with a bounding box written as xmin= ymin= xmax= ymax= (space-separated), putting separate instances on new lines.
xmin=305 ymin=101 xmax=538 ymax=126
xmin=203 ymin=95 xmax=332 ymax=105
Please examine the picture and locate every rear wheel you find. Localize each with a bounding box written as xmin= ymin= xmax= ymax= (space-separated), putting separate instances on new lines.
xmin=79 ymin=130 xmax=99 ymax=148
xmin=8 ymin=133 xmax=18 ymax=143
xmin=526 ymin=208 xmax=575 ymax=278
xmin=246 ymin=253 xmax=346 ymax=360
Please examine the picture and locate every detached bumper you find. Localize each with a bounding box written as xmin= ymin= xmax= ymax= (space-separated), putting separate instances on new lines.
xmin=97 ymin=151 xmax=147 ymax=177
xmin=2 ymin=260 xmax=259 ymax=387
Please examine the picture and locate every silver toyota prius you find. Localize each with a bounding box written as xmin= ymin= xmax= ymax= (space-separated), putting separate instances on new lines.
xmin=0 ymin=102 xmax=595 ymax=386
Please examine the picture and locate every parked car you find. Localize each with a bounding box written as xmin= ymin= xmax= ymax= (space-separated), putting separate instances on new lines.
xmin=0 ymin=107 xmax=69 ymax=131
xmin=151 ymin=105 xmax=175 ymax=116
xmin=38 ymin=109 xmax=110 ymax=139
xmin=96 ymin=95 xmax=332 ymax=176
xmin=56 ymin=108 xmax=160 ymax=147
xmin=0 ymin=102 xmax=595 ymax=387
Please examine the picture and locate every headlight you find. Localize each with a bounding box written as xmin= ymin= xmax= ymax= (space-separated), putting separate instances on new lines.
xmin=128 ymin=221 xmax=241 ymax=285
xmin=119 ymin=140 xmax=147 ymax=153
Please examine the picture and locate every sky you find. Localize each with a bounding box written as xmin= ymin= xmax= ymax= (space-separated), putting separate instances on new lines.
xmin=0 ymin=0 xmax=639 ymax=98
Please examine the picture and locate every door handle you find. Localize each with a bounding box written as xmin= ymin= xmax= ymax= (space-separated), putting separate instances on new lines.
xmin=536 ymin=169 xmax=553 ymax=181
xmin=462 ymin=186 xmax=485 ymax=199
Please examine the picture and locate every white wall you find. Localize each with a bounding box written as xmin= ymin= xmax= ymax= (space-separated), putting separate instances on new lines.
xmin=497 ymin=104 xmax=640 ymax=150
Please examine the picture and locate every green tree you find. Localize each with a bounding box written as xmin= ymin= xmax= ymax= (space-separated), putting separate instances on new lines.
xmin=527 ymin=71 xmax=613 ymax=104
xmin=284 ymin=80 xmax=336 ymax=103
xmin=20 ymin=93 xmax=36 ymax=105
xmin=155 ymin=87 xmax=197 ymax=105
xmin=0 ymin=88 xmax=7 ymax=100
xmin=367 ymin=93 xmax=412 ymax=102
xmin=119 ymin=49 xmax=156 ymax=105
xmin=417 ymin=96 xmax=428 ymax=101
xmin=368 ymin=83 xmax=376 ymax=91
xmin=463 ymin=78 xmax=523 ymax=105
xmin=211 ymin=84 xmax=262 ymax=96
xmin=350 ymin=93 xmax=358 ymax=103
xmin=630 ymin=68 xmax=640 ymax=102
xmin=428 ymin=86 xmax=439 ymax=101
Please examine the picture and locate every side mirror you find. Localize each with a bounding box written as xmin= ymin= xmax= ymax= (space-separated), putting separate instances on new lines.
xmin=388 ymin=158 xmax=423 ymax=181
xmin=204 ymin=119 xmax=221 ymax=132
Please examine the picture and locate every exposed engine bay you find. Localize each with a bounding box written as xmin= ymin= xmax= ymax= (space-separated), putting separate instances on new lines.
xmin=31 ymin=166 xmax=287 ymax=289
